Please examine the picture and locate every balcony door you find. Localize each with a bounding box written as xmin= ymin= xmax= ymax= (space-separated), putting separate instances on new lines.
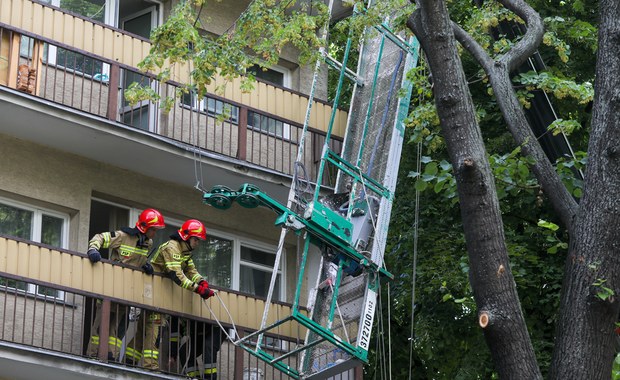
xmin=120 ymin=6 xmax=159 ymax=131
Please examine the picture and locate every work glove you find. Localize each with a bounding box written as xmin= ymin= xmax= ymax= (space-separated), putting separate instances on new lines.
xmin=197 ymin=279 xmax=209 ymax=288
xmin=141 ymin=262 xmax=154 ymax=275
xmin=87 ymin=248 xmax=101 ymax=263
xmin=195 ymin=285 xmax=215 ymax=300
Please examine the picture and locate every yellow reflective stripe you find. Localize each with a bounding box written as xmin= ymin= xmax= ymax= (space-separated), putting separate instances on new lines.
xmin=109 ymin=336 xmax=123 ymax=348
xmin=204 ymin=368 xmax=217 ymax=374
xmin=119 ymin=244 xmax=149 ymax=256
xmin=187 ymin=370 xmax=200 ymax=377
xmin=142 ymin=350 xmax=159 ymax=359
xmin=150 ymin=242 xmax=169 ymax=263
xmin=90 ymin=336 xmax=99 ymax=344
xmin=125 ymin=347 xmax=142 ymax=360
xmin=190 ymin=274 xmax=202 ymax=283
xmin=182 ymin=279 xmax=193 ymax=289
xmin=102 ymin=232 xmax=111 ymax=248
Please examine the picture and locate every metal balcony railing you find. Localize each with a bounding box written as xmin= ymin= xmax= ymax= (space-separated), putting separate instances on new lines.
xmin=0 ymin=235 xmax=307 ymax=378
xmin=0 ymin=19 xmax=342 ymax=185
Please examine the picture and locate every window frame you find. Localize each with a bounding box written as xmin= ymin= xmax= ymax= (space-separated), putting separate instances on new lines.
xmin=250 ymin=63 xmax=291 ymax=88
xmin=0 ymin=196 xmax=70 ymax=300
xmin=235 ymin=237 xmax=285 ymax=301
xmin=180 ymin=92 xmax=240 ymax=125
xmin=247 ymin=111 xmax=293 ymax=141
xmin=42 ymin=0 xmax=113 ymax=80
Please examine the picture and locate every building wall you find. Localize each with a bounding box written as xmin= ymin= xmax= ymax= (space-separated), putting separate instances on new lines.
xmin=0 ymin=133 xmax=314 ymax=306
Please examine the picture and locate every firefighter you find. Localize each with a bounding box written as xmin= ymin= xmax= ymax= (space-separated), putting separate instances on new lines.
xmin=149 ymin=219 xmax=221 ymax=379
xmin=86 ymin=208 xmax=165 ymax=370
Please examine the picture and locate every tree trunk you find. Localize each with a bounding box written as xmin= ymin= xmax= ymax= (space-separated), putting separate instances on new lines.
xmin=407 ymin=1 xmax=541 ymax=378
xmin=550 ymin=0 xmax=620 ymax=378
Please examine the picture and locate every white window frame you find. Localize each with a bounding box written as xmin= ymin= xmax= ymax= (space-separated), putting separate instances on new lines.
xmin=252 ymin=63 xmax=291 ymax=88
xmin=268 ymin=63 xmax=291 ymax=88
xmin=235 ymin=237 xmax=286 ymax=301
xmin=42 ymin=0 xmax=113 ymax=81
xmin=197 ymin=226 xmax=285 ymax=301
xmin=247 ymin=111 xmax=292 ymax=140
xmin=0 ymin=196 xmax=70 ymax=300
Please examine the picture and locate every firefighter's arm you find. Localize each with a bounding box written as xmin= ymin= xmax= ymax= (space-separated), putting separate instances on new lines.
xmin=186 ymin=259 xmax=214 ymax=299
xmin=160 ymin=247 xmax=198 ymax=291
xmin=88 ymin=231 xmax=124 ymax=251
xmin=184 ymin=258 xmax=205 ymax=285
xmin=86 ymin=231 xmax=122 ymax=263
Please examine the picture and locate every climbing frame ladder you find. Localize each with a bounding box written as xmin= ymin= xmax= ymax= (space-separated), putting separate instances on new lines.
xmin=202 ymin=2 xmax=420 ymax=378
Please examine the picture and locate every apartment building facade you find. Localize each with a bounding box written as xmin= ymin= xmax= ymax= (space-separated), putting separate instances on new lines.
xmin=0 ymin=0 xmax=358 ymax=378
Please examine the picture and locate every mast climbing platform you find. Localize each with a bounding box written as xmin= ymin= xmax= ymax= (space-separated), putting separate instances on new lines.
xmin=202 ymin=2 xmax=420 ymax=378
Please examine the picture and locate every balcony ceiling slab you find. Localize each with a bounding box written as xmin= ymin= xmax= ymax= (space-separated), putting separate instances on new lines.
xmin=0 ymin=341 xmax=181 ymax=380
xmin=0 ymin=87 xmax=292 ymax=203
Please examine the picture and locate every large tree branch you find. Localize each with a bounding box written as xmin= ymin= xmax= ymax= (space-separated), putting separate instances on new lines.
xmin=496 ymin=0 xmax=544 ymax=73
xmin=452 ymin=2 xmax=578 ymax=229
xmin=452 ymin=23 xmax=493 ymax=72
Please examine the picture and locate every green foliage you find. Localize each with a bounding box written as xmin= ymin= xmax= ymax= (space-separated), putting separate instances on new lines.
xmin=129 ymin=0 xmax=330 ymax=105
xmin=515 ymin=71 xmax=594 ymax=105
xmin=593 ymin=279 xmax=615 ymax=301
xmin=613 ymin=353 xmax=620 ymax=380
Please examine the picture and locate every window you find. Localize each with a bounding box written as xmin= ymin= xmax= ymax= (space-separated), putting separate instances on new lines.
xmin=248 ymin=111 xmax=292 ymax=140
xmin=192 ymin=234 xmax=233 ymax=289
xmin=43 ymin=0 xmax=109 ymax=23
xmin=181 ymin=92 xmax=240 ymax=124
xmin=248 ymin=64 xmax=291 ymax=88
xmin=0 ymin=198 xmax=69 ymax=299
xmin=187 ymin=228 xmax=284 ymax=301
xmin=238 ymin=243 xmax=283 ymax=301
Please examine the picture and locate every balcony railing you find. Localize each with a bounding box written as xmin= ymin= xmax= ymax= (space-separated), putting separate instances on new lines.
xmin=0 ymin=235 xmax=309 ymax=378
xmin=0 ymin=0 xmax=346 ymax=182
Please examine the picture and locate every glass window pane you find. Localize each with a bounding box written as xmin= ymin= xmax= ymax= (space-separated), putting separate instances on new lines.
xmin=239 ymin=266 xmax=280 ymax=300
xmin=19 ymin=36 xmax=34 ymax=58
xmin=60 ymin=0 xmax=106 ymax=23
xmin=193 ymin=236 xmax=232 ymax=289
xmin=0 ymin=203 xmax=33 ymax=240
xmin=248 ymin=64 xmax=284 ymax=86
xmin=241 ymin=246 xmax=275 ymax=267
xmin=41 ymin=214 xmax=63 ymax=247
xmin=0 ymin=277 xmax=28 ymax=291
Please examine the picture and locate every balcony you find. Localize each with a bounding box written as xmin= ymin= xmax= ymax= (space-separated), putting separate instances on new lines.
xmin=0 ymin=0 xmax=346 ymax=187
xmin=0 ymin=234 xmax=317 ymax=379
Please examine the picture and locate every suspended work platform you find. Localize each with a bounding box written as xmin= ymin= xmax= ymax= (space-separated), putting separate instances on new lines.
xmin=202 ymin=3 xmax=420 ymax=378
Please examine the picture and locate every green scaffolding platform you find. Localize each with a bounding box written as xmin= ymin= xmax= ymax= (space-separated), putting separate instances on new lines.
xmin=202 ymin=4 xmax=420 ymax=378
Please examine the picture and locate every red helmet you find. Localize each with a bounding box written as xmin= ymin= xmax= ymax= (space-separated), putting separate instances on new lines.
xmin=178 ymin=219 xmax=207 ymax=241
xmin=136 ymin=208 xmax=166 ymax=233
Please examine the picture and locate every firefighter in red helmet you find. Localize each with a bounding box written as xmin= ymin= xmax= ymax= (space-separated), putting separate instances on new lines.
xmin=150 ymin=219 xmax=221 ymax=379
xmin=150 ymin=219 xmax=212 ymax=297
xmin=86 ymin=208 xmax=165 ymax=369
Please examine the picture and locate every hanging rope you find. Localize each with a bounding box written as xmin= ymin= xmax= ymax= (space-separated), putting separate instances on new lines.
xmin=407 ymin=139 xmax=422 ymax=380
xmin=202 ymin=293 xmax=241 ymax=343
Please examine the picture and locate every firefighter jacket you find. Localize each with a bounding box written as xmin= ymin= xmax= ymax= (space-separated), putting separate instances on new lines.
xmin=150 ymin=238 xmax=204 ymax=292
xmin=88 ymin=227 xmax=152 ymax=268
